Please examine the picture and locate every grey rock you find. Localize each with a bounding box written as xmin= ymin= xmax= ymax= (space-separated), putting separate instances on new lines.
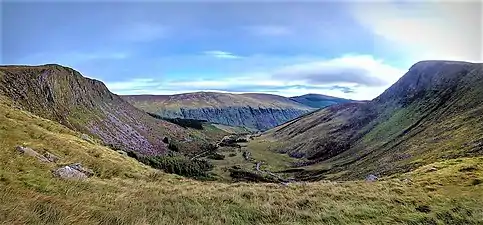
xmin=16 ymin=146 xmax=50 ymax=163
xmin=280 ymin=182 xmax=290 ymax=186
xmin=81 ymin=134 xmax=93 ymax=143
xmin=53 ymin=166 xmax=88 ymax=180
xmin=366 ymin=174 xmax=378 ymax=182
xmin=242 ymin=151 xmax=251 ymax=161
xmin=43 ymin=151 xmax=60 ymax=163
xmin=117 ymin=150 xmax=128 ymax=156
xmin=69 ymin=163 xmax=94 ymax=177
xmin=427 ymin=167 xmax=438 ymax=172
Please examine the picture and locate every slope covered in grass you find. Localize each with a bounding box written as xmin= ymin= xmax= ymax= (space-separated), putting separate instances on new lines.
xmin=265 ymin=60 xmax=483 ymax=180
xmin=290 ymin=93 xmax=354 ymax=108
xmin=1 ymin=94 xmax=483 ymax=224
xmin=0 ymin=65 xmax=219 ymax=155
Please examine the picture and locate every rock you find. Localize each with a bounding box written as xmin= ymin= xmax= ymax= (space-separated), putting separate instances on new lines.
xmin=242 ymin=151 xmax=251 ymax=161
xmin=366 ymin=174 xmax=378 ymax=182
xmin=402 ymin=178 xmax=412 ymax=184
xmin=427 ymin=167 xmax=438 ymax=172
xmin=68 ymin=163 xmax=94 ymax=177
xmin=43 ymin=151 xmax=60 ymax=163
xmin=117 ymin=150 xmax=127 ymax=156
xmin=280 ymin=182 xmax=290 ymax=186
xmin=16 ymin=146 xmax=50 ymax=163
xmin=81 ymin=134 xmax=93 ymax=143
xmin=53 ymin=166 xmax=88 ymax=180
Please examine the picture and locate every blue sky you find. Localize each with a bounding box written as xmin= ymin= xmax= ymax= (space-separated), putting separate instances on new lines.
xmin=2 ymin=1 xmax=481 ymax=100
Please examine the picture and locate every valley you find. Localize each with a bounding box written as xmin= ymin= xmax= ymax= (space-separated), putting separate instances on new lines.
xmin=0 ymin=61 xmax=482 ymax=224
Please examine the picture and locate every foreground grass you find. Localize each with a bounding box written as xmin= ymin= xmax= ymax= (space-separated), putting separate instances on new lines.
xmin=1 ymin=96 xmax=483 ymax=224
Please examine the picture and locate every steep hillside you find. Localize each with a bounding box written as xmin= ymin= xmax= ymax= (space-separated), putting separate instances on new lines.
xmin=123 ymin=92 xmax=317 ymax=130
xmin=1 ymin=94 xmax=482 ymax=224
xmin=265 ymin=60 xmax=483 ymax=180
xmin=0 ymin=64 xmax=218 ymax=156
xmin=290 ymin=93 xmax=353 ymax=108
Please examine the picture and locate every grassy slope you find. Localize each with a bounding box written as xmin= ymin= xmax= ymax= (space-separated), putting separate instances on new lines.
xmin=122 ymin=92 xmax=315 ymax=112
xmin=1 ymin=95 xmax=482 ymax=224
xmin=265 ymin=61 xmax=483 ymax=180
xmin=290 ymin=94 xmax=353 ymax=108
xmin=0 ymin=65 xmax=219 ymax=155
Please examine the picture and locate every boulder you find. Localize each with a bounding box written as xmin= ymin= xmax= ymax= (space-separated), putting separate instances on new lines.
xmin=242 ymin=151 xmax=251 ymax=161
xmin=43 ymin=151 xmax=60 ymax=163
xmin=16 ymin=146 xmax=50 ymax=163
xmin=427 ymin=167 xmax=438 ymax=172
xmin=81 ymin=134 xmax=94 ymax=143
xmin=53 ymin=166 xmax=88 ymax=180
xmin=117 ymin=150 xmax=128 ymax=156
xmin=69 ymin=163 xmax=94 ymax=177
xmin=366 ymin=174 xmax=378 ymax=182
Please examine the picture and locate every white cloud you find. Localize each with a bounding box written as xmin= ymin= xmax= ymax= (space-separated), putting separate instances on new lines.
xmin=203 ymin=50 xmax=242 ymax=59
xmin=107 ymin=54 xmax=406 ymax=100
xmin=351 ymin=1 xmax=482 ymax=63
xmin=273 ymin=54 xmax=405 ymax=87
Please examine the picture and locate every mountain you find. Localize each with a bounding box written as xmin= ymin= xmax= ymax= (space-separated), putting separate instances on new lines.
xmin=123 ymin=92 xmax=317 ymax=131
xmin=264 ymin=60 xmax=483 ymax=180
xmin=0 ymin=64 xmax=218 ymax=156
xmin=290 ymin=93 xmax=353 ymax=108
xmin=1 ymin=86 xmax=482 ymax=224
xmin=1 ymin=62 xmax=482 ymax=224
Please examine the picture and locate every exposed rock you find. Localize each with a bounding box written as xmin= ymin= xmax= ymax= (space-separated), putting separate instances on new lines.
xmin=117 ymin=150 xmax=128 ymax=156
xmin=53 ymin=166 xmax=88 ymax=180
xmin=242 ymin=151 xmax=251 ymax=161
xmin=68 ymin=163 xmax=94 ymax=177
xmin=366 ymin=174 xmax=378 ymax=182
xmin=43 ymin=151 xmax=60 ymax=163
xmin=16 ymin=146 xmax=49 ymax=163
xmin=81 ymin=134 xmax=93 ymax=143
xmin=427 ymin=167 xmax=438 ymax=172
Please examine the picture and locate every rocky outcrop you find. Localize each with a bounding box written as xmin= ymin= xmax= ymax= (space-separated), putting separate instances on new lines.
xmin=157 ymin=106 xmax=311 ymax=131
xmin=52 ymin=163 xmax=94 ymax=180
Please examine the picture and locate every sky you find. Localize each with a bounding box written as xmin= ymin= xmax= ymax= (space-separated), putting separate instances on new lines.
xmin=1 ymin=0 xmax=482 ymax=100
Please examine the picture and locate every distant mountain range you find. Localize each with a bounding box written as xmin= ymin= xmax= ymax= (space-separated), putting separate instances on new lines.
xmin=123 ymin=92 xmax=352 ymax=131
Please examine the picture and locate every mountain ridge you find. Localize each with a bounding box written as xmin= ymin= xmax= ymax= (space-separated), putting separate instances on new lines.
xmin=123 ymin=92 xmax=351 ymax=130
xmin=264 ymin=60 xmax=483 ymax=180
xmin=0 ymin=64 xmax=217 ymax=155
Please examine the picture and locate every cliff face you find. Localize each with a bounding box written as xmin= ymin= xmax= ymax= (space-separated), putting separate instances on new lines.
xmin=123 ymin=92 xmax=316 ymax=131
xmin=158 ymin=106 xmax=311 ymax=131
xmin=265 ymin=60 xmax=483 ymax=180
xmin=0 ymin=64 xmax=211 ymax=155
